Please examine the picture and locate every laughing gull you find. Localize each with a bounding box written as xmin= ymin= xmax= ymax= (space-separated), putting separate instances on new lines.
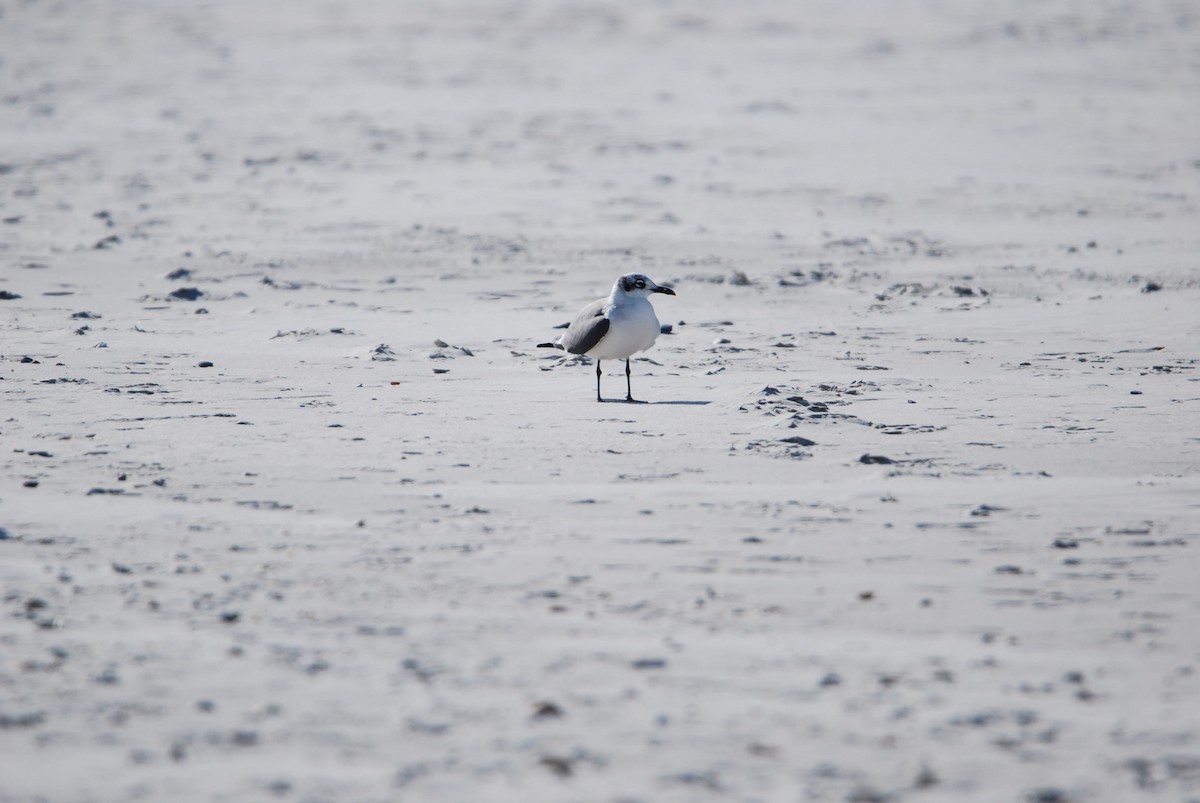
xmin=539 ymin=273 xmax=675 ymax=402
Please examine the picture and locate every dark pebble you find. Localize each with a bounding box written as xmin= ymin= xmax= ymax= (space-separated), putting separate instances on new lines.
xmin=220 ymin=610 xmax=240 ymax=623
xmin=94 ymin=668 xmax=120 ymax=685
xmin=631 ymin=658 xmax=668 ymax=670
xmin=112 ymin=562 xmax=132 ymax=574
xmin=198 ymin=361 xmax=214 ymax=368
xmin=169 ymin=287 xmax=204 ymax=301
xmin=0 ymin=291 xmax=23 ymax=300
xmin=1140 ymin=281 xmax=1162 ymax=293
xmin=165 ymin=268 xmax=193 ymax=280
xmin=859 ymin=454 xmax=894 ymax=465
xmin=230 ymin=730 xmax=259 ymax=747
xmin=0 ymin=711 xmax=46 ymax=729
xmin=994 ymin=565 xmax=1024 ymax=574
xmin=539 ymin=756 xmax=573 ymax=777
xmin=780 ymin=436 xmax=817 ymax=446
xmin=1052 ymin=538 xmax=1079 ymax=549
xmin=531 ymin=701 xmax=564 ymax=720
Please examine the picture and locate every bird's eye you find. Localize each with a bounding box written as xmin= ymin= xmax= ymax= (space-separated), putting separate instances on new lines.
xmin=635 ymin=279 xmax=646 ymax=288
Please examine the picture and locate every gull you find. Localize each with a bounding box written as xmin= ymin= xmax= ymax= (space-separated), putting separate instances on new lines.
xmin=539 ymin=273 xmax=675 ymax=402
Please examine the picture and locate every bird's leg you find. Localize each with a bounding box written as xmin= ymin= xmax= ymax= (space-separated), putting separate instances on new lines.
xmin=625 ymin=358 xmax=634 ymax=402
xmin=595 ymin=360 xmax=603 ymax=403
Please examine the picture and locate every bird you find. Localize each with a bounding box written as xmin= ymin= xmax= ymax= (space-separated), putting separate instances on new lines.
xmin=539 ymin=273 xmax=676 ymax=402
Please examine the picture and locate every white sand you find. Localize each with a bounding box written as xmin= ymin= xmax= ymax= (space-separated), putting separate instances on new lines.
xmin=2 ymin=2 xmax=1199 ymax=801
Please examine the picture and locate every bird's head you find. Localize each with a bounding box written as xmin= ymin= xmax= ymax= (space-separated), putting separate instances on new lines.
xmin=615 ymin=273 xmax=675 ymax=299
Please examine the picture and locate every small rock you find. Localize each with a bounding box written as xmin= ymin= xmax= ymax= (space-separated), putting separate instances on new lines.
xmin=0 ymin=711 xmax=45 ymax=729
xmin=94 ymin=667 xmax=120 ymax=685
xmin=539 ymin=756 xmax=573 ymax=777
xmin=531 ymin=701 xmax=563 ymax=720
xmin=912 ymin=763 xmax=940 ymax=787
xmin=859 ymin=454 xmax=894 ymax=465
xmin=631 ymin=658 xmax=667 ymax=670
xmin=198 ymin=361 xmax=214 ymax=368
xmin=230 ymin=730 xmax=259 ymax=747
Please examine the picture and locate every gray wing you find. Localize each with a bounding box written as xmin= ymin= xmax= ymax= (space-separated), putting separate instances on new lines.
xmin=559 ymin=298 xmax=610 ymax=355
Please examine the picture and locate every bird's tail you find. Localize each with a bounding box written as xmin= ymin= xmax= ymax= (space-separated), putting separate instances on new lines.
xmin=537 ymin=342 xmax=564 ymax=349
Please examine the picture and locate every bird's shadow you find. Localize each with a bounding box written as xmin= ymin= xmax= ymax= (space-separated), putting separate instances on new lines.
xmin=600 ymin=399 xmax=711 ymax=405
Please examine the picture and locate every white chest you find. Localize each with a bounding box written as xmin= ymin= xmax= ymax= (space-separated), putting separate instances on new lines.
xmin=590 ymin=299 xmax=661 ymax=360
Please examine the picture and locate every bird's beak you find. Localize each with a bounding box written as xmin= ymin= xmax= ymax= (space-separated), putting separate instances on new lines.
xmin=652 ymin=285 xmax=676 ymax=296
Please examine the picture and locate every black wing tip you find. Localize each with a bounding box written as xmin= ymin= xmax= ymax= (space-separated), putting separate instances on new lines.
xmin=537 ymin=342 xmax=564 ymax=349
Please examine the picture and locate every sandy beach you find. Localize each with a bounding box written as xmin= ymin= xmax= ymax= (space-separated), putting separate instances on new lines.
xmin=2 ymin=1 xmax=1199 ymax=801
